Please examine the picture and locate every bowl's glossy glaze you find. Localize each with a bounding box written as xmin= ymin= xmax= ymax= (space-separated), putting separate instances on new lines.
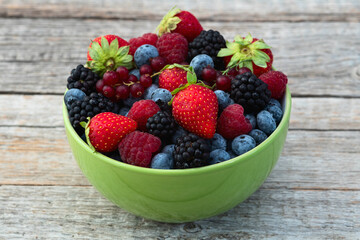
xmin=63 ymin=87 xmax=291 ymax=223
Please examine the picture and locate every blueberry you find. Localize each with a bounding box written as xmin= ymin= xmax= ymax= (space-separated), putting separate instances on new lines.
xmin=64 ymin=89 xmax=86 ymax=109
xmin=268 ymin=98 xmax=281 ymax=109
xmin=265 ymin=104 xmax=283 ymax=124
xmin=232 ymin=135 xmax=256 ymax=155
xmin=129 ymin=69 xmax=140 ymax=80
xmin=209 ymin=149 xmax=231 ymax=165
xmin=105 ymin=151 xmax=122 ymax=162
xmin=123 ymin=96 xmax=142 ymax=108
xmin=211 ymin=133 xmax=227 ymax=151
xmin=171 ymin=127 xmax=188 ymax=144
xmin=161 ymin=144 xmax=175 ymax=155
xmin=151 ymin=153 xmax=173 ymax=169
xmin=144 ymin=84 xmax=159 ymax=100
xmin=249 ymin=129 xmax=268 ymax=145
xmin=190 ymin=54 xmax=214 ymax=77
xmin=227 ymin=150 xmax=237 ymax=159
xmin=214 ymin=90 xmax=233 ymax=110
xmin=119 ymin=107 xmax=130 ymax=116
xmin=257 ymin=110 xmax=276 ymax=135
xmin=134 ymin=44 xmax=159 ymax=67
xmin=151 ymin=88 xmax=172 ymax=103
xmin=245 ymin=114 xmax=257 ymax=129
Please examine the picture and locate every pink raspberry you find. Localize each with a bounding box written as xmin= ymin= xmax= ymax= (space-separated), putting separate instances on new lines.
xmin=259 ymin=71 xmax=288 ymax=99
xmin=127 ymin=100 xmax=160 ymax=130
xmin=156 ymin=33 xmax=188 ymax=64
xmin=118 ymin=131 xmax=161 ymax=167
xmin=217 ymin=104 xmax=252 ymax=139
xmin=129 ymin=33 xmax=158 ymax=56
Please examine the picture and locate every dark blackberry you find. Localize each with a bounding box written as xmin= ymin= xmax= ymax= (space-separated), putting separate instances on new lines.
xmin=146 ymin=110 xmax=177 ymax=142
xmin=68 ymin=92 xmax=115 ymax=130
xmin=173 ymin=133 xmax=211 ymax=169
xmin=188 ymin=30 xmax=226 ymax=70
xmin=67 ymin=64 xmax=100 ymax=95
xmin=155 ymin=99 xmax=172 ymax=113
xmin=231 ymin=72 xmax=271 ymax=113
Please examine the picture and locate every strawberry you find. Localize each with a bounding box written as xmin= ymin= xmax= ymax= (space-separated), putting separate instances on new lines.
xmin=156 ymin=7 xmax=203 ymax=42
xmin=84 ymin=112 xmax=137 ymax=153
xmin=158 ymin=64 xmax=190 ymax=92
xmin=172 ymin=83 xmax=218 ymax=139
xmin=86 ymin=35 xmax=133 ymax=76
xmin=219 ymin=34 xmax=273 ymax=77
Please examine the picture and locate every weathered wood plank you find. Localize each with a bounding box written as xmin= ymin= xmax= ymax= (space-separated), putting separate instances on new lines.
xmin=1 ymin=185 xmax=359 ymax=239
xmin=1 ymin=126 xmax=359 ymax=189
xmin=1 ymin=0 xmax=359 ymax=21
xmin=1 ymin=19 xmax=359 ymax=96
xmin=1 ymin=95 xmax=359 ymax=130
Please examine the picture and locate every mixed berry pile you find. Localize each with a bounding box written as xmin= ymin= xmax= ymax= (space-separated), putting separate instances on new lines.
xmin=64 ymin=7 xmax=288 ymax=169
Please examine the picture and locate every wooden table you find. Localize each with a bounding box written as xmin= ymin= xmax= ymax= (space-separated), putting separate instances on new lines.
xmin=1 ymin=1 xmax=359 ymax=239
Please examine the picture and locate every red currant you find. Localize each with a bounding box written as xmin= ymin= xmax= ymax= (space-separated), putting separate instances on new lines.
xmin=227 ymin=67 xmax=238 ymax=78
xmin=102 ymin=85 xmax=115 ymax=98
xmin=103 ymin=71 xmax=120 ymax=86
xmin=238 ymin=67 xmax=251 ymax=75
xmin=115 ymin=85 xmax=130 ymax=100
xmin=96 ymin=79 xmax=104 ymax=93
xmin=201 ymin=66 xmax=217 ymax=83
xmin=139 ymin=64 xmax=153 ymax=76
xmin=139 ymin=75 xmax=152 ymax=88
xmin=216 ymin=75 xmax=231 ymax=92
xmin=116 ymin=66 xmax=129 ymax=82
xmin=130 ymin=83 xmax=145 ymax=98
xmin=150 ymin=56 xmax=167 ymax=72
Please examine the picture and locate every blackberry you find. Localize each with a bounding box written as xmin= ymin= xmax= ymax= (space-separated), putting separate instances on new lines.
xmin=68 ymin=92 xmax=115 ymax=130
xmin=173 ymin=133 xmax=211 ymax=169
xmin=155 ymin=99 xmax=172 ymax=113
xmin=146 ymin=110 xmax=177 ymax=142
xmin=188 ymin=30 xmax=226 ymax=70
xmin=231 ymin=72 xmax=271 ymax=113
xmin=67 ymin=64 xmax=100 ymax=95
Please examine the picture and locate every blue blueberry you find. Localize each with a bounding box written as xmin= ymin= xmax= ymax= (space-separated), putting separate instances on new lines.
xmin=123 ymin=96 xmax=142 ymax=108
xmin=144 ymin=84 xmax=159 ymax=99
xmin=257 ymin=110 xmax=276 ymax=135
xmin=211 ymin=133 xmax=227 ymax=151
xmin=151 ymin=153 xmax=173 ymax=169
xmin=245 ymin=114 xmax=257 ymax=129
xmin=151 ymin=88 xmax=172 ymax=103
xmin=190 ymin=54 xmax=214 ymax=77
xmin=64 ymin=89 xmax=86 ymax=109
xmin=268 ymin=98 xmax=281 ymax=109
xmin=129 ymin=69 xmax=140 ymax=80
xmin=214 ymin=90 xmax=234 ymax=110
xmin=171 ymin=127 xmax=188 ymax=144
xmin=119 ymin=107 xmax=130 ymax=116
xmin=232 ymin=135 xmax=256 ymax=155
xmin=134 ymin=44 xmax=159 ymax=67
xmin=161 ymin=144 xmax=175 ymax=156
xmin=249 ymin=129 xmax=268 ymax=145
xmin=265 ymin=104 xmax=283 ymax=124
xmin=209 ymin=149 xmax=231 ymax=165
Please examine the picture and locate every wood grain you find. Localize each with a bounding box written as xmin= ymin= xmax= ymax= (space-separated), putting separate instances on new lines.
xmin=1 ymin=95 xmax=359 ymax=130
xmin=0 ymin=19 xmax=360 ymax=96
xmin=1 ymin=126 xmax=359 ymax=190
xmin=1 ymin=185 xmax=359 ymax=239
xmin=1 ymin=0 xmax=359 ymax=21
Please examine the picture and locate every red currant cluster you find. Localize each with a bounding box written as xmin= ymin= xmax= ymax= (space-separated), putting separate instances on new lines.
xmin=201 ymin=66 xmax=251 ymax=92
xmin=96 ymin=56 xmax=167 ymax=101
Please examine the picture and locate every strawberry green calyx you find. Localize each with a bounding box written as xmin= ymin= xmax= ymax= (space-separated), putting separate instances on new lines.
xmin=80 ymin=118 xmax=96 ymax=152
xmin=217 ymin=33 xmax=271 ymax=73
xmin=156 ymin=7 xmax=182 ymax=36
xmin=87 ymin=37 xmax=133 ymax=77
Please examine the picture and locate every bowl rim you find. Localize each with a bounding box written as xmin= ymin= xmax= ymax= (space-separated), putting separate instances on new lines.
xmin=63 ymin=87 xmax=292 ymax=176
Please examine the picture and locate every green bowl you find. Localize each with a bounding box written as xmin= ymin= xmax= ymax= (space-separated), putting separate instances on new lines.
xmin=63 ymin=87 xmax=291 ymax=223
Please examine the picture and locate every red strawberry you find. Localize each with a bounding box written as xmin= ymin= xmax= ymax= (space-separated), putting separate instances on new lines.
xmin=156 ymin=33 xmax=188 ymax=64
xmin=85 ymin=112 xmax=137 ymax=153
xmin=118 ymin=131 xmax=162 ymax=167
xmin=220 ymin=34 xmax=273 ymax=77
xmin=159 ymin=65 xmax=188 ymax=92
xmin=87 ymin=35 xmax=133 ymax=76
xmin=259 ymin=71 xmax=288 ymax=99
xmin=217 ymin=104 xmax=252 ymax=139
xmin=127 ymin=100 xmax=160 ymax=130
xmin=157 ymin=7 xmax=203 ymax=42
xmin=129 ymin=33 xmax=158 ymax=56
xmin=172 ymin=84 xmax=218 ymax=139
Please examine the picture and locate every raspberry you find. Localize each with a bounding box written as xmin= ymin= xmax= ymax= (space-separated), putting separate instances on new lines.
xmin=259 ymin=71 xmax=288 ymax=100
xmin=156 ymin=33 xmax=188 ymax=64
xmin=127 ymin=100 xmax=160 ymax=130
xmin=217 ymin=104 xmax=252 ymax=139
xmin=129 ymin=33 xmax=158 ymax=56
xmin=118 ymin=131 xmax=162 ymax=167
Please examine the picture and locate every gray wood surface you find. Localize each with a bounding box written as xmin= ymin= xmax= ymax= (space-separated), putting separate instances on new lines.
xmin=1 ymin=0 xmax=360 ymax=239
